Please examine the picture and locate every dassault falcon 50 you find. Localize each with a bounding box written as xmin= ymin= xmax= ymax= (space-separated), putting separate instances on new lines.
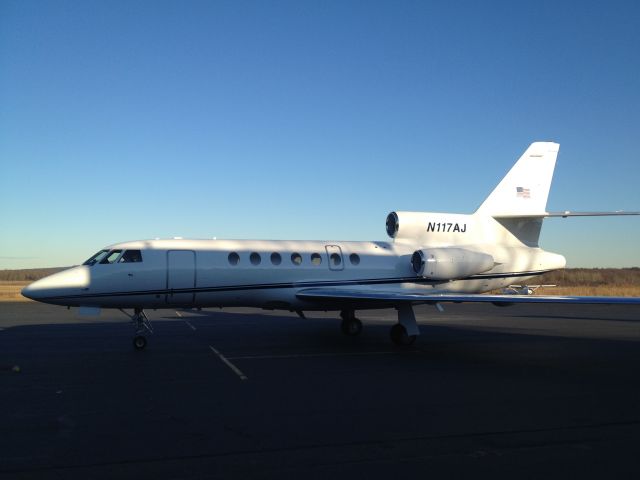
xmin=22 ymin=142 xmax=640 ymax=349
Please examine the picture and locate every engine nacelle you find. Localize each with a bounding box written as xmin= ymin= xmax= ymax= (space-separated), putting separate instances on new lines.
xmin=386 ymin=211 xmax=478 ymax=245
xmin=411 ymin=248 xmax=494 ymax=280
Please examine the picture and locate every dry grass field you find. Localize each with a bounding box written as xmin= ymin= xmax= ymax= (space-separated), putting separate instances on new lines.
xmin=528 ymin=285 xmax=640 ymax=297
xmin=0 ymin=281 xmax=30 ymax=302
xmin=2 ymin=268 xmax=639 ymax=302
xmin=536 ymin=268 xmax=640 ymax=297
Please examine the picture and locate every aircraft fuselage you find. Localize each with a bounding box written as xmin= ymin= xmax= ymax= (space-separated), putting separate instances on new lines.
xmin=22 ymin=237 xmax=564 ymax=310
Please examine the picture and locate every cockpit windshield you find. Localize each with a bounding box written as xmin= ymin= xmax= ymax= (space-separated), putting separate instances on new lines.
xmin=100 ymin=250 xmax=123 ymax=264
xmin=83 ymin=249 xmax=143 ymax=266
xmin=83 ymin=250 xmax=109 ymax=266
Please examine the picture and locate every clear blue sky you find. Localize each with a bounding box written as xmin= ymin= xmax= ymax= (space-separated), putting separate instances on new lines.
xmin=1 ymin=0 xmax=639 ymax=269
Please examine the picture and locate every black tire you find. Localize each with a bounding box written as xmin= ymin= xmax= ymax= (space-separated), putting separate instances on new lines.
xmin=340 ymin=318 xmax=363 ymax=336
xmin=390 ymin=324 xmax=416 ymax=346
xmin=133 ymin=335 xmax=147 ymax=350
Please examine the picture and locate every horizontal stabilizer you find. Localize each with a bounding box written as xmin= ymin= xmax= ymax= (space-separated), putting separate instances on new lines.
xmin=494 ymin=211 xmax=640 ymax=219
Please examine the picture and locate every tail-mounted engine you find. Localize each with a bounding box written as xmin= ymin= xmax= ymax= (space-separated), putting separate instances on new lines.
xmin=386 ymin=212 xmax=495 ymax=279
xmin=386 ymin=211 xmax=479 ymax=245
xmin=411 ymin=248 xmax=494 ymax=280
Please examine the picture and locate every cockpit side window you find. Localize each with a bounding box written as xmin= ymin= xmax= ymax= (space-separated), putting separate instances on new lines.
xmin=119 ymin=250 xmax=143 ymax=263
xmin=100 ymin=250 xmax=123 ymax=264
xmin=83 ymin=250 xmax=109 ymax=266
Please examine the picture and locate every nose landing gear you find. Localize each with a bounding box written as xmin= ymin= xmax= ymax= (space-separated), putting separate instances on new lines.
xmin=133 ymin=334 xmax=147 ymax=350
xmin=120 ymin=308 xmax=153 ymax=350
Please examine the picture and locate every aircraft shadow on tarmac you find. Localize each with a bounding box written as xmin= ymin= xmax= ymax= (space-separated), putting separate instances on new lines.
xmin=2 ymin=311 xmax=639 ymax=370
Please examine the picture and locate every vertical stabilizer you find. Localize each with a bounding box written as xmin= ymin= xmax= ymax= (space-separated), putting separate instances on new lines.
xmin=476 ymin=142 xmax=559 ymax=216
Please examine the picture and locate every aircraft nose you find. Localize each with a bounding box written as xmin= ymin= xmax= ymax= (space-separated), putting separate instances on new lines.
xmin=21 ymin=266 xmax=90 ymax=303
xmin=21 ymin=283 xmax=38 ymax=300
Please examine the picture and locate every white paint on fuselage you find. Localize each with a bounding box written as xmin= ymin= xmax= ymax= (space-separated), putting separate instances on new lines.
xmin=22 ymin=237 xmax=565 ymax=310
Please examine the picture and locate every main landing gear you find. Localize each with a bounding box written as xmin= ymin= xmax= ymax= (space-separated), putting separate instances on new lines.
xmin=340 ymin=310 xmax=363 ymax=336
xmin=120 ymin=308 xmax=153 ymax=350
xmin=339 ymin=305 xmax=421 ymax=346
xmin=391 ymin=304 xmax=420 ymax=346
xmin=390 ymin=323 xmax=416 ymax=346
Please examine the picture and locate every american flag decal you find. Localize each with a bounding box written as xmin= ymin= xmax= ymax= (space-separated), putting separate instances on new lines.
xmin=516 ymin=187 xmax=530 ymax=198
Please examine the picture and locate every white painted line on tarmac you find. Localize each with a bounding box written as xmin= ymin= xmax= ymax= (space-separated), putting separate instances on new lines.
xmin=209 ymin=346 xmax=248 ymax=381
xmin=227 ymin=351 xmax=398 ymax=361
xmin=174 ymin=310 xmax=196 ymax=330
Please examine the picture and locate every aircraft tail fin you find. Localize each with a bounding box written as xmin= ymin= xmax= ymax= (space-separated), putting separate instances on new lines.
xmin=476 ymin=142 xmax=559 ymax=217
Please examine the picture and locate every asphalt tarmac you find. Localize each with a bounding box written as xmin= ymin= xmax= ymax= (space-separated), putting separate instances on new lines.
xmin=1 ymin=301 xmax=640 ymax=479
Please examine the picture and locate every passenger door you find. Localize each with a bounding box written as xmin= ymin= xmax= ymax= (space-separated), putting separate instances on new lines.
xmin=166 ymin=250 xmax=196 ymax=305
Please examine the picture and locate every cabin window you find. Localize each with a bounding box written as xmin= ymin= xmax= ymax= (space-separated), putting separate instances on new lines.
xmin=83 ymin=250 xmax=109 ymax=266
xmin=329 ymin=252 xmax=342 ymax=267
xmin=100 ymin=250 xmax=123 ymax=264
xmin=291 ymin=253 xmax=302 ymax=265
xmin=270 ymin=252 xmax=282 ymax=265
xmin=119 ymin=250 xmax=143 ymax=263
xmin=311 ymin=253 xmax=322 ymax=266
xmin=349 ymin=253 xmax=360 ymax=265
xmin=250 ymin=252 xmax=261 ymax=265
xmin=228 ymin=252 xmax=240 ymax=265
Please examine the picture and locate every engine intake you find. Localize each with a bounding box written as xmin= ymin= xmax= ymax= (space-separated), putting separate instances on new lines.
xmin=411 ymin=248 xmax=494 ymax=280
xmin=385 ymin=210 xmax=474 ymax=242
xmin=385 ymin=212 xmax=399 ymax=238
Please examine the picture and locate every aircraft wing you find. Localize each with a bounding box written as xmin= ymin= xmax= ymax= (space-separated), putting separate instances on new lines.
xmin=296 ymin=288 xmax=640 ymax=306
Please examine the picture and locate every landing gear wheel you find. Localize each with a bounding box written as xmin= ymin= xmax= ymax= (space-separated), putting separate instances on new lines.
xmin=133 ymin=335 xmax=147 ymax=350
xmin=122 ymin=308 xmax=154 ymax=350
xmin=340 ymin=317 xmax=363 ymax=336
xmin=390 ymin=324 xmax=416 ymax=346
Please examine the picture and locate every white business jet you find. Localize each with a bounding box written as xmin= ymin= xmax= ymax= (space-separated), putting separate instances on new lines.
xmin=22 ymin=142 xmax=640 ymax=349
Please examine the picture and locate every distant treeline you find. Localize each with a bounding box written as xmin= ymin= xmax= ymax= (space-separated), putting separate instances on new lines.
xmin=1 ymin=266 xmax=639 ymax=286
xmin=537 ymin=268 xmax=640 ymax=287
xmin=0 ymin=267 xmax=69 ymax=281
